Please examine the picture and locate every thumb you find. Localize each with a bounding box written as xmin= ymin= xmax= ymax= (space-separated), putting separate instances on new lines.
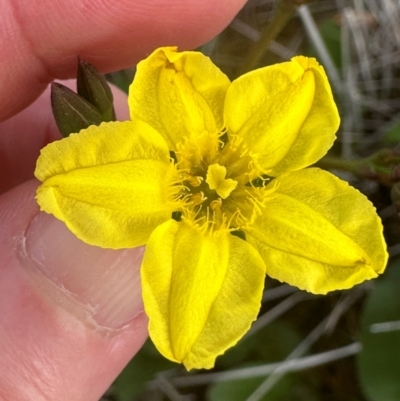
xmin=0 ymin=180 xmax=148 ymax=401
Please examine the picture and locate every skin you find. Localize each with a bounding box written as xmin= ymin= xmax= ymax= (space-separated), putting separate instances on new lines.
xmin=0 ymin=1 xmax=246 ymax=400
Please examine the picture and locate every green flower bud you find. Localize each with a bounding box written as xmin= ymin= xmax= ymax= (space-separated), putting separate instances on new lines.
xmin=77 ymin=58 xmax=116 ymax=122
xmin=51 ymin=82 xmax=102 ymax=137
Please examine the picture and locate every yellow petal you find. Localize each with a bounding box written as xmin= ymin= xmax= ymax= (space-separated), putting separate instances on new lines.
xmin=141 ymin=219 xmax=266 ymax=370
xmin=225 ymin=57 xmax=340 ymax=175
xmin=128 ymin=47 xmax=230 ymax=149
xmin=246 ymin=168 xmax=387 ymax=294
xmin=35 ymin=121 xmax=177 ymax=248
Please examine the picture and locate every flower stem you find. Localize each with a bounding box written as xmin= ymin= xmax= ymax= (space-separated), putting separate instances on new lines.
xmin=316 ymin=149 xmax=400 ymax=186
xmin=240 ymin=0 xmax=315 ymax=74
xmin=315 ymin=156 xmax=367 ymax=175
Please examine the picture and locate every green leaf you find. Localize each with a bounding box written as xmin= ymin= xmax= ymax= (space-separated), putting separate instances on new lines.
xmin=357 ymin=258 xmax=400 ymax=401
xmin=51 ymin=82 xmax=102 ymax=137
xmin=77 ymin=58 xmax=116 ymax=121
xmin=383 ymin=122 xmax=400 ymax=145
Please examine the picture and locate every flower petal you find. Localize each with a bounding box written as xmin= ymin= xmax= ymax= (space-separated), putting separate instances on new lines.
xmin=225 ymin=57 xmax=340 ymax=175
xmin=35 ymin=121 xmax=177 ymax=248
xmin=246 ymin=168 xmax=387 ymax=294
xmin=141 ymin=219 xmax=266 ymax=370
xmin=128 ymin=47 xmax=230 ymax=149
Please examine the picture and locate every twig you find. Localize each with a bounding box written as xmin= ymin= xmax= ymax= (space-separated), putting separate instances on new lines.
xmin=370 ymin=320 xmax=400 ymax=333
xmin=171 ymin=342 xmax=361 ymax=387
xmin=248 ymin=292 xmax=311 ymax=338
xmin=262 ymin=284 xmax=297 ymax=302
xmin=298 ymin=5 xmax=343 ymax=93
xmin=230 ymin=18 xmax=296 ymax=59
xmin=240 ymin=0 xmax=300 ymax=74
xmin=153 ymin=375 xmax=189 ymax=401
xmin=244 ymin=294 xmax=358 ymax=401
xmin=324 ymin=287 xmax=366 ymax=335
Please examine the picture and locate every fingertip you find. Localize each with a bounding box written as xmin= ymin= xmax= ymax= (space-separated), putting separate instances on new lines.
xmin=0 ymin=180 xmax=148 ymax=400
xmin=0 ymin=0 xmax=246 ymax=120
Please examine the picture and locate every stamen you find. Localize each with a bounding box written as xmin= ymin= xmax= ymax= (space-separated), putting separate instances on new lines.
xmin=187 ymin=175 xmax=203 ymax=187
xmin=191 ymin=192 xmax=206 ymax=205
xmin=173 ymin=129 xmax=266 ymax=235
xmin=210 ymin=198 xmax=222 ymax=211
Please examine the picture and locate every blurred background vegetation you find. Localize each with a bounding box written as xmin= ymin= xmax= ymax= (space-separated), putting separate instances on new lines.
xmin=103 ymin=0 xmax=400 ymax=400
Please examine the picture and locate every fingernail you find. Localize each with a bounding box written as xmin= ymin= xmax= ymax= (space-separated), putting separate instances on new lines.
xmin=23 ymin=212 xmax=144 ymax=330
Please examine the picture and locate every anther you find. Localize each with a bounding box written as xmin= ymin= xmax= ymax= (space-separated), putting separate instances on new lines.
xmin=187 ymin=175 xmax=203 ymax=187
xmin=210 ymin=198 xmax=222 ymax=211
xmin=191 ymin=192 xmax=206 ymax=205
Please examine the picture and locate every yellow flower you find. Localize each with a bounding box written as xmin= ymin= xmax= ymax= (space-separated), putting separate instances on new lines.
xmin=35 ymin=47 xmax=388 ymax=370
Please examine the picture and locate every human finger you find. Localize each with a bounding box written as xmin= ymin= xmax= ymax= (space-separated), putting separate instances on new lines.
xmin=0 ymin=0 xmax=246 ymax=121
xmin=0 ymin=180 xmax=148 ymax=401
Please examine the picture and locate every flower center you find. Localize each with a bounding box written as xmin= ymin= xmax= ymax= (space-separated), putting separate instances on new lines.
xmin=173 ymin=133 xmax=266 ymax=232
